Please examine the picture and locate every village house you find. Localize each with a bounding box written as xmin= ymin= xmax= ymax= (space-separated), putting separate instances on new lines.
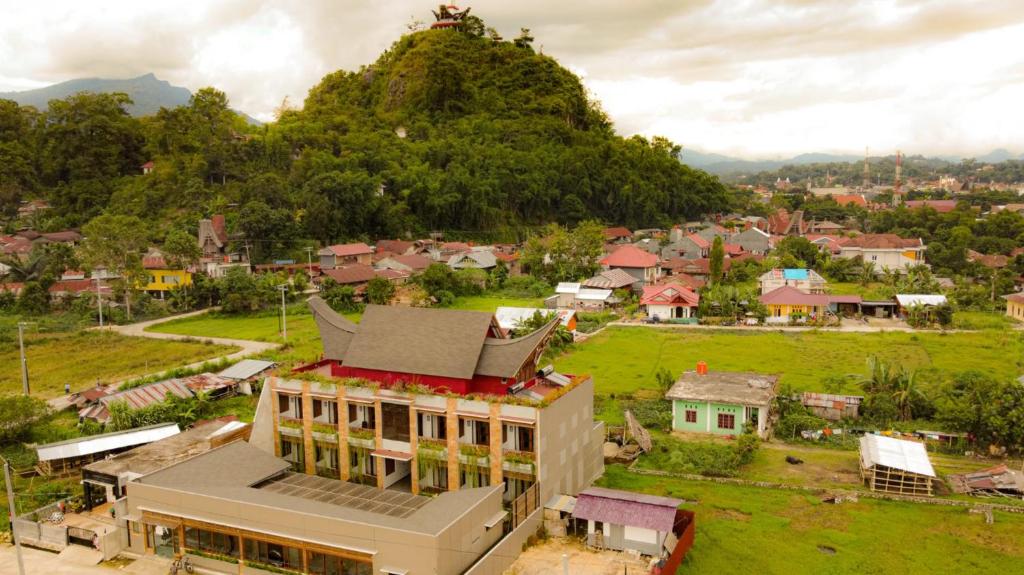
xmin=729 ymin=226 xmax=771 ymax=255
xmin=447 ymin=247 xmax=498 ymax=271
xmin=759 ymin=286 xmax=832 ymax=323
xmin=553 ymin=282 xmax=617 ymax=311
xmin=319 ymin=242 xmax=374 ymax=269
xmin=582 ymin=268 xmax=638 ymax=291
xmin=836 ymin=234 xmax=927 ymax=273
xmin=197 ymin=214 xmax=249 ymax=277
xmin=1003 ymin=291 xmax=1024 ymax=322
xmin=640 ymin=283 xmax=700 ymax=321
xmin=374 ymin=253 xmax=433 ymax=274
xmin=758 ymin=268 xmax=827 ymax=295
xmin=660 ymin=233 xmax=708 ymax=260
xmin=664 ymin=364 xmax=778 ymax=438
xmin=600 ymin=245 xmax=660 ymax=288
xmin=494 ymin=306 xmax=577 ymax=333
xmin=904 ymin=199 xmax=958 ymax=213
xmin=141 ymin=247 xmax=192 ymax=296
xmin=603 ymin=226 xmax=633 ymax=244
xmin=572 ymin=487 xmax=693 ymax=560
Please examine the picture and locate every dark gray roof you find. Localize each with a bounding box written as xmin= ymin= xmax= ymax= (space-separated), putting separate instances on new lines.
xmin=137 ymin=441 xmax=498 ymax=534
xmin=343 ymin=304 xmax=496 ymax=380
xmin=83 ymin=419 xmax=241 ymax=477
xmin=475 ymin=319 xmax=558 ymax=377
xmin=664 ymin=370 xmax=778 ymax=407
xmin=308 ymin=296 xmax=358 ymax=360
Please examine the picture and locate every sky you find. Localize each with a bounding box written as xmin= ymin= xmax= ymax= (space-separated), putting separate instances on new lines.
xmin=1 ymin=0 xmax=1023 ymax=159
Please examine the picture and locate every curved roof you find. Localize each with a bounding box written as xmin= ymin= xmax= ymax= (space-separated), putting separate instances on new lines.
xmin=475 ymin=319 xmax=558 ymax=377
xmin=308 ymin=296 xmax=358 ymax=360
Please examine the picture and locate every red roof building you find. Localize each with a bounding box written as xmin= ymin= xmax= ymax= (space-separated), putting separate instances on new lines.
xmin=603 ymin=227 xmax=633 ymax=242
xmin=600 ymin=245 xmax=659 ymax=269
xmin=640 ymin=283 xmax=700 ymax=320
xmin=833 ymin=194 xmax=867 ymax=208
xmin=319 ymin=243 xmax=373 ymax=268
xmin=904 ymin=200 xmax=958 ymax=213
xmin=320 ymin=264 xmax=377 ymax=286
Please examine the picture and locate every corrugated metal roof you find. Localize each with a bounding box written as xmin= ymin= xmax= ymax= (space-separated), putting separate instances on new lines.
xmin=494 ymin=307 xmax=574 ymax=331
xmin=36 ymin=423 xmax=180 ymax=462
xmin=218 ymin=359 xmax=276 ymax=380
xmin=100 ymin=379 xmax=194 ymax=410
xmin=895 ymin=294 xmax=947 ymax=307
xmin=860 ymin=434 xmax=936 ymax=477
xmin=572 ymin=487 xmax=682 ymax=532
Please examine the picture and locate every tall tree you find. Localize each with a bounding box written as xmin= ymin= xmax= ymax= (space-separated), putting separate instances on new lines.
xmin=709 ymin=236 xmax=725 ymax=284
xmin=81 ymin=214 xmax=150 ymax=320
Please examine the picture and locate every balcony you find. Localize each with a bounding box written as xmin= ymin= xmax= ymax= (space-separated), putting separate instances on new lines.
xmin=502 ymin=450 xmax=536 ymax=476
xmin=458 ymin=443 xmax=490 ymax=467
xmin=417 ymin=438 xmax=448 ymax=461
xmin=311 ymin=422 xmax=338 ymax=443
xmin=348 ymin=426 xmax=375 ymax=449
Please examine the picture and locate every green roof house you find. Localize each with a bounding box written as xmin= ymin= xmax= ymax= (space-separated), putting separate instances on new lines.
xmin=665 ymin=365 xmax=778 ymax=438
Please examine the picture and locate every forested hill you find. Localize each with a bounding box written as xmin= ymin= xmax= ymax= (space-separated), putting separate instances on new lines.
xmin=0 ymin=23 xmax=729 ymax=259
xmin=0 ymin=74 xmax=191 ymax=117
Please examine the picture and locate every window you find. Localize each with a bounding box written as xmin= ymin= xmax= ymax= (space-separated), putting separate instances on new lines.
xmin=685 ymin=410 xmax=697 ymax=423
xmin=381 ymin=403 xmax=410 ymax=442
xmin=717 ymin=413 xmax=735 ymax=430
xmin=278 ymin=394 xmax=302 ymax=419
xmin=871 ymin=255 xmax=878 ymax=261
xmin=417 ymin=412 xmax=446 ymax=440
xmin=244 ymin=539 xmax=302 ymax=570
xmin=307 ymin=552 xmax=372 ymax=575
xmin=313 ymin=399 xmax=338 ymax=424
xmin=184 ymin=526 xmax=238 ymax=558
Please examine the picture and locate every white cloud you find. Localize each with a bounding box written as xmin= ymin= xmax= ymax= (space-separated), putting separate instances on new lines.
xmin=0 ymin=0 xmax=1022 ymax=157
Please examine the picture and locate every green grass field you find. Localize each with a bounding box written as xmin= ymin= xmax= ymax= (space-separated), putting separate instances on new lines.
xmin=0 ymin=331 xmax=237 ymax=398
xmin=598 ymin=465 xmax=1024 ymax=574
xmin=557 ymin=326 xmax=1022 ymax=422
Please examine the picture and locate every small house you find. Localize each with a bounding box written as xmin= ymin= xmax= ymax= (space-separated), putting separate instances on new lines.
xmin=895 ymin=294 xmax=948 ymax=318
xmin=495 ymin=306 xmax=576 ymax=334
xmin=600 ymin=245 xmax=660 ymax=288
xmin=664 ymin=365 xmax=778 ymax=438
xmin=758 ymin=268 xmax=826 ymax=295
xmin=1004 ymin=292 xmax=1024 ymax=322
xmin=35 ymin=423 xmax=180 ymax=477
xmin=603 ymin=227 xmax=633 ymax=243
xmin=729 ymin=226 xmax=771 ymax=255
xmin=447 ymin=248 xmax=498 ymax=270
xmin=640 ymin=283 xmax=700 ymax=321
xmin=582 ymin=268 xmax=637 ymax=291
xmin=759 ymin=286 xmax=831 ymax=323
xmin=660 ymin=233 xmax=709 ymax=260
xmin=572 ymin=487 xmax=690 ymax=557
xmin=141 ymin=248 xmax=192 ymax=296
xmin=859 ymin=434 xmax=936 ymax=496
xmin=837 ymin=234 xmax=926 ymax=273
xmin=553 ymin=282 xmax=616 ymax=311
xmin=801 ymin=392 xmax=862 ymax=421
xmin=318 ymin=243 xmax=373 ymax=269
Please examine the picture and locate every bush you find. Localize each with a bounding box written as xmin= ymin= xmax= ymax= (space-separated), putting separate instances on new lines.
xmin=775 ymin=412 xmax=828 ymax=440
xmin=642 ymin=439 xmax=747 ymax=477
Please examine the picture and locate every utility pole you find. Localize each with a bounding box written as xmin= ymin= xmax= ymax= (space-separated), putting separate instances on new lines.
xmin=95 ymin=276 xmax=104 ymax=328
xmin=17 ymin=322 xmax=29 ymax=395
xmin=278 ymin=285 xmax=288 ymax=342
xmin=305 ymin=247 xmax=314 ymax=276
xmin=3 ymin=457 xmax=27 ymax=575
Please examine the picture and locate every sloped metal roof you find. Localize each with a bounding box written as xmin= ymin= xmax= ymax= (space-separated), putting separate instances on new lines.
xmin=218 ymin=359 xmax=276 ymax=381
xmin=860 ymin=434 xmax=936 ymax=477
xmin=36 ymin=423 xmax=179 ymax=462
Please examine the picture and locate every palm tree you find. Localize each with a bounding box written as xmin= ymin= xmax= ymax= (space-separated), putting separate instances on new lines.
xmin=861 ymin=356 xmax=899 ymax=395
xmin=0 ymin=251 xmax=48 ymax=283
xmin=859 ymin=261 xmax=877 ymax=286
xmin=891 ymin=370 xmax=922 ymax=421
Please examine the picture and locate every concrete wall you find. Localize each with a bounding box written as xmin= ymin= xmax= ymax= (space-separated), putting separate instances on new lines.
xmin=672 ymin=400 xmax=765 ymax=437
xmin=248 ymin=380 xmax=275 ymax=454
xmin=536 ymin=377 xmax=605 ymax=504
xmin=463 ymin=507 xmax=543 ymax=575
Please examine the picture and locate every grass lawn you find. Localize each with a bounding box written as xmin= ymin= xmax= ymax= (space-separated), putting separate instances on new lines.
xmin=828 ymin=282 xmax=894 ymax=301
xmin=449 ymin=294 xmax=545 ymax=311
xmin=0 ymin=331 xmax=238 ymax=398
xmin=952 ymin=311 xmax=1015 ymax=330
xmin=556 ymin=326 xmax=1023 ymax=423
xmin=598 ymin=465 xmax=1024 ymax=574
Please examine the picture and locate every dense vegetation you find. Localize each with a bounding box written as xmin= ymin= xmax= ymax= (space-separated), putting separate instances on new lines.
xmin=734 ymin=155 xmax=1024 ymax=187
xmin=1 ymin=20 xmax=730 ymax=257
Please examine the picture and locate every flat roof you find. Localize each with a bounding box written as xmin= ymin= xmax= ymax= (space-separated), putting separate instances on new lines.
xmin=137 ymin=441 xmax=498 ymax=534
xmin=665 ymin=370 xmax=778 ymax=407
xmin=218 ymin=359 xmax=276 ymax=381
xmin=84 ymin=419 xmax=243 ymax=478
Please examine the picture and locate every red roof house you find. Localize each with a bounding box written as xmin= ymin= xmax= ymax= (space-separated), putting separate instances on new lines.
xmin=641 ymin=283 xmax=700 ymax=320
xmin=600 ymin=245 xmax=660 ymax=286
xmin=603 ymin=227 xmax=633 ymax=243
xmin=318 ymin=243 xmax=373 ymax=268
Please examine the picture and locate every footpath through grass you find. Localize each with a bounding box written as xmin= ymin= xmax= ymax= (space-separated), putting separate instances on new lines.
xmin=0 ymin=330 xmax=238 ymax=398
xmin=599 ymin=465 xmax=1024 ymax=574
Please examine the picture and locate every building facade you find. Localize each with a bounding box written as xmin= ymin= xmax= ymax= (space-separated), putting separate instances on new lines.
xmin=665 ymin=367 xmax=778 ymax=438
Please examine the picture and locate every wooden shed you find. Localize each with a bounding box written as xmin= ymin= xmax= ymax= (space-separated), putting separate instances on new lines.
xmin=859 ymin=434 xmax=936 ymax=496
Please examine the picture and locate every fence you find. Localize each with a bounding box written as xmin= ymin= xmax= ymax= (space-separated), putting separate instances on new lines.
xmin=509 ymin=482 xmax=540 ymax=530
xmin=463 ymin=507 xmax=543 ymax=575
xmin=14 ymin=501 xmax=68 ymax=551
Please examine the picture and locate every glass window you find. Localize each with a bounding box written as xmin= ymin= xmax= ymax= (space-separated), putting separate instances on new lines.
xmin=184 ymin=526 xmax=238 ymax=558
xmin=381 ymin=402 xmax=410 ymax=442
xmin=717 ymin=413 xmax=735 ymax=430
xmin=685 ymin=410 xmax=697 ymax=423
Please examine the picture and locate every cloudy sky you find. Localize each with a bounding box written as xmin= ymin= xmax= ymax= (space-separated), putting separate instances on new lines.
xmin=1 ymin=0 xmax=1023 ymax=158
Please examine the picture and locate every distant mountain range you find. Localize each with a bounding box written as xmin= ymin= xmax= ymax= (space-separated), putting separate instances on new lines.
xmin=681 ymin=148 xmax=1023 ymax=176
xmin=0 ymin=73 xmax=259 ymax=123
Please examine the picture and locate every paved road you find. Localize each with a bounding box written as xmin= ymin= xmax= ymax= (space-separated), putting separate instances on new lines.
xmin=0 ymin=545 xmax=167 ymax=574
xmin=46 ymin=309 xmax=280 ymax=411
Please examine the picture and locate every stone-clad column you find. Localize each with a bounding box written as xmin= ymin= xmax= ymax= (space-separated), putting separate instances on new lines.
xmin=409 ymin=405 xmax=419 ymax=495
xmin=374 ymin=399 xmax=385 ymax=489
xmin=337 ymin=386 xmax=350 ymax=481
xmin=489 ymin=403 xmax=503 ymax=487
xmin=446 ymin=398 xmax=460 ymax=491
xmin=301 ymin=381 xmax=315 ymax=475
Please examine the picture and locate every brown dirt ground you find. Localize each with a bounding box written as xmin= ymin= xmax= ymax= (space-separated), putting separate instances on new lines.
xmin=506 ymin=538 xmax=651 ymax=575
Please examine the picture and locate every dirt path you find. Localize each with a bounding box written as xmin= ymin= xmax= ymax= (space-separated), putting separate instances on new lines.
xmin=46 ymin=309 xmax=279 ymax=411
